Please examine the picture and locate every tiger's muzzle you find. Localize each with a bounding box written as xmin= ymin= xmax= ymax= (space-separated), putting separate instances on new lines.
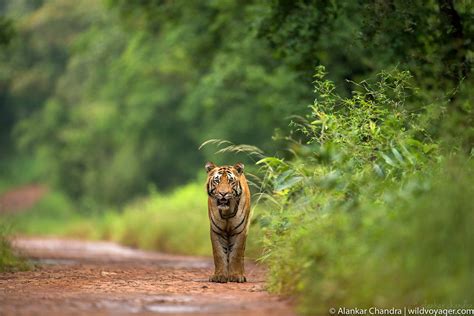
xmin=217 ymin=199 xmax=230 ymax=211
xmin=216 ymin=193 xmax=233 ymax=211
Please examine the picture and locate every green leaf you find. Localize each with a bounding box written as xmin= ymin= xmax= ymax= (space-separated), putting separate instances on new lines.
xmin=381 ymin=153 xmax=397 ymax=167
xmin=391 ymin=147 xmax=404 ymax=165
xmin=373 ymin=163 xmax=385 ymax=177
xmin=274 ymin=176 xmax=303 ymax=192
xmin=256 ymin=157 xmax=286 ymax=167
xmin=422 ymin=144 xmax=438 ymax=154
xmin=399 ymin=143 xmax=415 ymax=165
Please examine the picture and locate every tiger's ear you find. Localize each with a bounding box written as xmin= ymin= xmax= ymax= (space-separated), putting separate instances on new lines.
xmin=234 ymin=162 xmax=244 ymax=175
xmin=205 ymin=162 xmax=216 ymax=173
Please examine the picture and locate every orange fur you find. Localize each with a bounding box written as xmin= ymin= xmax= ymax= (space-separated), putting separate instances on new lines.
xmin=205 ymin=162 xmax=251 ymax=283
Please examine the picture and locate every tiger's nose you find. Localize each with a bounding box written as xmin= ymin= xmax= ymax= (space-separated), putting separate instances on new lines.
xmin=218 ymin=191 xmax=231 ymax=199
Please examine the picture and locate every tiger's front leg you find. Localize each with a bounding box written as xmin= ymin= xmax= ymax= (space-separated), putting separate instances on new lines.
xmin=228 ymin=232 xmax=247 ymax=283
xmin=209 ymin=230 xmax=229 ymax=283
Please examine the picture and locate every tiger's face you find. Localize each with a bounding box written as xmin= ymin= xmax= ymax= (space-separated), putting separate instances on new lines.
xmin=205 ymin=162 xmax=244 ymax=211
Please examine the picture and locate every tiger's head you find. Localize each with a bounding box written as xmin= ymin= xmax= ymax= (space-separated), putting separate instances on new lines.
xmin=205 ymin=162 xmax=244 ymax=211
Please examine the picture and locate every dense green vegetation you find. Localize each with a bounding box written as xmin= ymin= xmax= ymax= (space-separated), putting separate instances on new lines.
xmin=0 ymin=0 xmax=472 ymax=313
xmin=252 ymin=69 xmax=473 ymax=313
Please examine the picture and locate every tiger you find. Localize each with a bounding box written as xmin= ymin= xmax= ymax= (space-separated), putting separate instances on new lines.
xmin=205 ymin=162 xmax=251 ymax=283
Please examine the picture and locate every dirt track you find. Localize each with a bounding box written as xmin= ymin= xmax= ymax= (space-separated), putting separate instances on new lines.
xmin=0 ymin=185 xmax=47 ymax=213
xmin=0 ymin=237 xmax=294 ymax=315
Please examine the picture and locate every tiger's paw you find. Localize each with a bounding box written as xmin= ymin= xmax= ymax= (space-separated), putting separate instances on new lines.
xmin=228 ymin=275 xmax=246 ymax=283
xmin=209 ymin=274 xmax=228 ymax=283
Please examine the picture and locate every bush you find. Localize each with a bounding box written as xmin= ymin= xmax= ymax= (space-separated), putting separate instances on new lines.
xmin=260 ymin=160 xmax=473 ymax=313
xmin=255 ymin=68 xmax=472 ymax=313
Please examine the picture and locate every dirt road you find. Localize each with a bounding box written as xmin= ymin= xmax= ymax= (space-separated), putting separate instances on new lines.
xmin=0 ymin=237 xmax=294 ymax=315
xmin=0 ymin=185 xmax=47 ymax=213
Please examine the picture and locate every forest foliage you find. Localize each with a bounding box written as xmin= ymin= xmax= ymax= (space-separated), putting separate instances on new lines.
xmin=1 ymin=0 xmax=472 ymax=204
xmin=0 ymin=0 xmax=473 ymax=313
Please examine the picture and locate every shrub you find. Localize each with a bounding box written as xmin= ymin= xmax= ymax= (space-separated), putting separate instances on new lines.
xmin=255 ymin=68 xmax=472 ymax=313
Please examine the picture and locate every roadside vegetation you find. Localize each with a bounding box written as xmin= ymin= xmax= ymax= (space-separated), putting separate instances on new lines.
xmin=251 ymin=69 xmax=473 ymax=313
xmin=0 ymin=226 xmax=29 ymax=272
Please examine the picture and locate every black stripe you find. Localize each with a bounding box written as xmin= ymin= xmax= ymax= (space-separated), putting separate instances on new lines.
xmin=222 ymin=243 xmax=234 ymax=255
xmin=210 ymin=214 xmax=225 ymax=232
xmin=219 ymin=208 xmax=237 ymax=219
xmin=211 ymin=228 xmax=228 ymax=240
xmin=207 ymin=180 xmax=216 ymax=196
xmin=231 ymin=215 xmax=246 ymax=232
xmin=229 ymin=225 xmax=246 ymax=237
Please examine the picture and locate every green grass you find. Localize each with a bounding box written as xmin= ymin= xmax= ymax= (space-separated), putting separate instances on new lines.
xmin=0 ymin=225 xmax=30 ymax=272
xmin=3 ymin=182 xmax=264 ymax=258
xmin=90 ymin=183 xmax=213 ymax=255
xmin=5 ymin=190 xmax=81 ymax=236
